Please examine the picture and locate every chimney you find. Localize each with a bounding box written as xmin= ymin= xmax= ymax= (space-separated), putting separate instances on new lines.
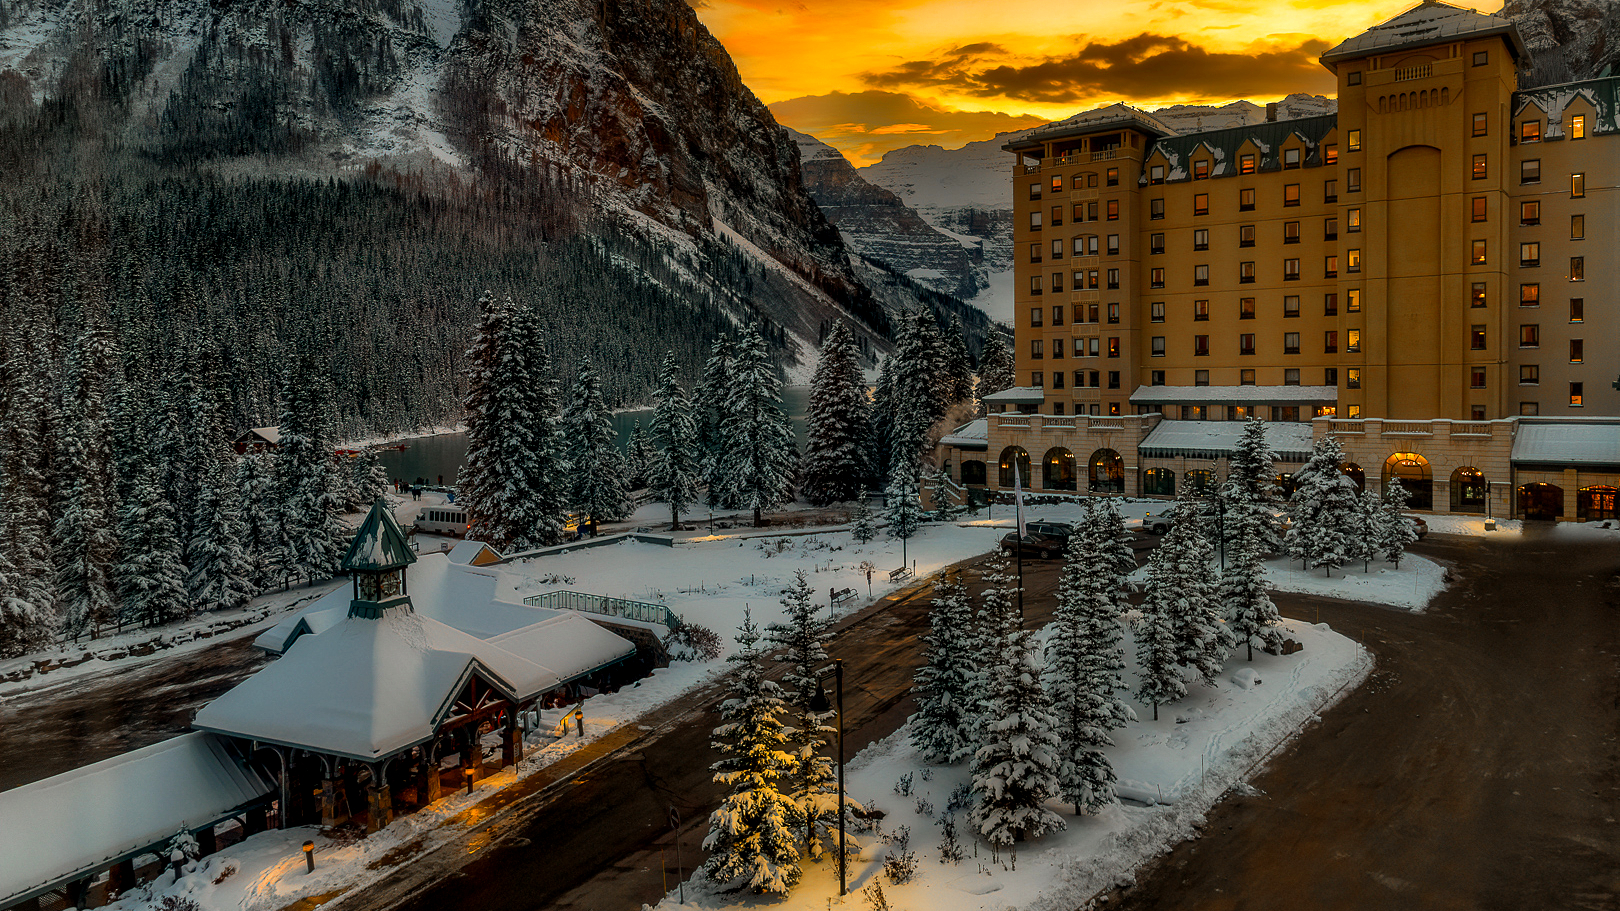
xmin=1266 ymin=103 xmax=1279 ymax=122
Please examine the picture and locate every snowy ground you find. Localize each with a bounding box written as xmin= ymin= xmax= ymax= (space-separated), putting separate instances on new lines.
xmin=653 ymin=619 xmax=1370 ymax=911
xmin=1260 ymin=554 xmax=1446 ymax=613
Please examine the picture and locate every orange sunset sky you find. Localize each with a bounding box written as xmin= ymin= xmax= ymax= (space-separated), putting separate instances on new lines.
xmin=693 ymin=0 xmax=1499 ymax=166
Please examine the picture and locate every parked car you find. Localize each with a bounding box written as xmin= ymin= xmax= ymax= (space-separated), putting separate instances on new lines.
xmin=999 ymin=529 xmax=1069 ymax=559
xmin=1407 ymin=515 xmax=1428 ymax=539
xmin=1141 ymin=504 xmax=1184 ymax=535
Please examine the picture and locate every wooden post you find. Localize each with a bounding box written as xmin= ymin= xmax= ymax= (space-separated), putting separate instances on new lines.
xmin=461 ymin=729 xmax=483 ymax=785
xmin=319 ymin=780 xmax=339 ymax=827
xmin=502 ymin=711 xmax=522 ymax=769
xmin=366 ymin=785 xmax=391 ymax=833
xmin=424 ymin=753 xmax=442 ymax=804
xmin=198 ymin=825 xmax=218 ymax=858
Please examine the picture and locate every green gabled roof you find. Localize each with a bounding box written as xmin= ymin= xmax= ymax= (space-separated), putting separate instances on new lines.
xmin=1140 ymin=114 xmax=1338 ymax=184
xmin=1513 ymin=76 xmax=1620 ymax=136
xmin=341 ymin=499 xmax=417 ymax=572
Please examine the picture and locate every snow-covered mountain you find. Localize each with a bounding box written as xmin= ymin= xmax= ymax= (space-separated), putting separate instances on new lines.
xmin=0 ymin=0 xmax=973 ymax=374
xmin=785 ymin=127 xmax=985 ymax=301
xmin=850 ymin=95 xmax=1335 ymax=323
xmin=1503 ymin=0 xmax=1620 ymax=85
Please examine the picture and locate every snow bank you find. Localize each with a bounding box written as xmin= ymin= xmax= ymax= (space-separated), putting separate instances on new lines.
xmin=1262 ymin=554 xmax=1446 ymax=612
xmin=1420 ymin=514 xmax=1522 ymax=537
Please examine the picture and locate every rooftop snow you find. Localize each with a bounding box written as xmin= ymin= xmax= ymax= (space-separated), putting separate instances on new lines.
xmin=1130 ymin=385 xmax=1338 ymax=406
xmin=982 ymin=386 xmax=1047 ymax=405
xmin=1320 ymin=0 xmax=1527 ymax=65
xmin=1007 ymin=104 xmax=1179 ymax=150
xmin=1139 ymin=420 xmax=1315 ymax=460
xmin=0 ymin=733 xmax=273 ymax=906
xmin=940 ymin=418 xmax=990 ymax=449
xmin=1511 ymin=419 xmax=1620 ymax=467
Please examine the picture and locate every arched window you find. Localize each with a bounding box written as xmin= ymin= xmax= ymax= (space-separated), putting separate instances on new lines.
xmin=1578 ymin=486 xmax=1617 ymax=521
xmin=961 ymin=460 xmax=987 ymax=486
xmin=999 ymin=446 xmax=1031 ymax=489
xmin=1341 ymin=462 xmax=1365 ymax=493
xmin=1186 ymin=469 xmax=1214 ymax=496
xmin=1043 ymin=448 xmax=1076 ymax=491
xmin=1143 ymin=467 xmax=1176 ymax=497
xmin=1088 ymin=449 xmax=1124 ymax=493
xmin=1382 ymin=452 xmax=1433 ymax=510
xmin=1449 ymin=467 xmax=1487 ymax=513
xmin=1518 ymin=482 xmax=1563 ymax=520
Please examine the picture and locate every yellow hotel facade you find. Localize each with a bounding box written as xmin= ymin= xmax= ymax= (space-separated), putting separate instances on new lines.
xmin=938 ymin=1 xmax=1619 ymax=521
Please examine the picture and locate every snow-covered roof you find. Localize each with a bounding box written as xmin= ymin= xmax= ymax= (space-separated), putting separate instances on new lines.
xmin=342 ymin=499 xmax=417 ymax=572
xmin=1130 ymin=385 xmax=1337 ymax=406
xmin=235 ymin=426 xmax=281 ymax=444
xmin=982 ymin=386 xmax=1046 ymax=405
xmin=197 ymin=608 xmax=597 ymax=761
xmin=1320 ymin=0 xmax=1528 ymax=66
xmin=1511 ymin=418 xmax=1620 ymax=467
xmin=1008 ymin=104 xmax=1180 ymax=150
xmin=939 ymin=418 xmax=990 ymax=449
xmin=0 ymin=733 xmax=273 ymax=907
xmin=1139 ymin=420 xmax=1316 ymax=460
xmin=447 ymin=540 xmax=503 ymax=566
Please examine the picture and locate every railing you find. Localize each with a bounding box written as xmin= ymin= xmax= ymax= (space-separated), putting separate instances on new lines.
xmin=1088 ymin=422 xmax=1125 ymax=431
xmin=1380 ymin=422 xmax=1434 ymax=435
xmin=1091 ymin=148 xmax=1118 ymax=161
xmin=1394 ymin=64 xmax=1432 ymax=82
xmin=1328 ymin=420 xmax=1365 ymax=435
xmin=524 ymin=591 xmax=682 ymax=633
xmin=1070 ymin=255 xmax=1100 ymax=268
xmin=1043 ymin=418 xmax=1077 ymax=430
xmin=1070 ymin=290 xmax=1101 ymax=303
xmin=1449 ymin=422 xmax=1493 ymax=436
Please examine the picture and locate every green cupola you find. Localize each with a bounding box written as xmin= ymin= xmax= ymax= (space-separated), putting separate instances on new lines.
xmin=341 ymin=498 xmax=418 ymax=619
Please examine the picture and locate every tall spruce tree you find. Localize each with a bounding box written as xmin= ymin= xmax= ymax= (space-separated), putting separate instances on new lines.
xmin=187 ymin=449 xmax=256 ymax=614
xmin=884 ymin=309 xmax=951 ymax=468
xmin=0 ymin=548 xmax=43 ymax=657
xmin=561 ymin=356 xmax=632 ymax=536
xmin=911 ymin=574 xmax=978 ymax=764
xmin=1222 ymin=418 xmax=1282 ymax=555
xmin=1352 ymin=487 xmax=1383 ymax=571
xmin=1219 ymin=527 xmax=1284 ymax=661
xmin=884 ymin=457 xmax=924 ymax=545
xmin=116 ymin=473 xmax=190 ymax=628
xmin=695 ymin=335 xmax=735 ymax=503
xmin=624 ymin=420 xmax=657 ymax=492
xmin=1047 ymin=504 xmax=1135 ymax=814
xmin=54 ymin=321 xmax=120 ymax=638
xmin=1378 ymin=476 xmax=1418 ymax=568
xmin=0 ymin=332 xmax=57 ymax=647
xmin=975 ymin=328 xmax=1016 ymax=412
xmin=715 ymin=326 xmax=797 ymax=526
xmin=765 ymin=571 xmax=844 ymax=859
xmin=233 ymin=452 xmax=283 ymax=591
xmin=1160 ymin=512 xmax=1233 ymax=685
xmin=702 ymin=610 xmax=803 ymax=894
xmin=801 ymin=321 xmax=869 ymax=505
xmin=648 ymin=352 xmax=703 ymax=531
xmin=274 ymin=360 xmax=347 ymax=581
xmin=972 ymin=555 xmax=1065 ymax=846
xmin=943 ymin=315 xmax=976 ymax=408
xmin=1284 ymin=436 xmax=1358 ymax=576
xmin=1133 ymin=547 xmax=1186 ymax=722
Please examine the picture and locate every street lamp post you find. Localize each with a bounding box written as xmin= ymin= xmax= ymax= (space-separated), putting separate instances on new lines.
xmin=809 ymin=659 xmax=847 ymax=896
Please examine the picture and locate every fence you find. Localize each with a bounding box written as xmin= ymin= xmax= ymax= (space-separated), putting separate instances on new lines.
xmin=523 ymin=591 xmax=683 ymax=633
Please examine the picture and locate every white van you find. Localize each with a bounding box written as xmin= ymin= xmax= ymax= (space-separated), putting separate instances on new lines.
xmin=415 ymin=505 xmax=469 ymax=537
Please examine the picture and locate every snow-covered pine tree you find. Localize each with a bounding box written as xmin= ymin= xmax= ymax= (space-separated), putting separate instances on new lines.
xmin=1219 ymin=525 xmax=1284 ymax=661
xmin=624 ymin=420 xmax=657 ymax=493
xmin=927 ymin=469 xmax=962 ymax=521
xmin=1099 ymin=500 xmax=1139 ymax=581
xmin=1133 ymin=542 xmax=1185 ymax=722
xmin=0 ymin=331 xmax=57 ymax=647
xmin=1047 ymin=504 xmax=1135 ymax=814
xmin=1157 ymin=512 xmax=1233 ymax=685
xmin=801 ymin=321 xmax=870 ymax=506
xmin=702 ymin=609 xmax=803 ymax=894
xmin=1284 ymin=436 xmax=1358 ymax=576
xmin=943 ymin=316 xmax=976 ymax=409
xmin=350 ymin=448 xmax=390 ymax=507
xmin=561 ymin=356 xmax=632 ymax=537
xmin=1352 ymin=487 xmax=1383 ymax=572
xmin=885 ymin=310 xmax=951 ymax=467
xmin=911 ymin=574 xmax=978 ymax=764
xmin=975 ymin=329 xmax=1016 ymax=414
xmin=1221 ymin=417 xmax=1282 ymax=555
xmin=116 ymin=473 xmax=190 ymax=628
xmin=695 ymin=335 xmax=735 ymax=503
xmin=972 ymin=565 xmax=1066 ymax=846
xmin=648 ymin=352 xmax=703 ymax=531
xmin=850 ymin=499 xmax=876 ymax=543
xmin=233 ymin=452 xmax=284 ymax=591
xmin=765 ymin=570 xmax=844 ymax=859
xmin=54 ymin=321 xmax=120 ymax=639
xmin=0 ymin=548 xmax=44 ymax=657
xmin=866 ymin=356 xmax=897 ymax=490
xmin=1379 ymin=476 xmax=1418 ymax=568
xmin=716 ymin=326 xmax=797 ymax=526
xmin=274 ymin=359 xmax=347 ymax=582
xmin=884 ymin=457 xmax=924 ymax=547
xmin=968 ymin=555 xmax=1019 ymax=741
xmin=187 ymin=449 xmax=256 ymax=614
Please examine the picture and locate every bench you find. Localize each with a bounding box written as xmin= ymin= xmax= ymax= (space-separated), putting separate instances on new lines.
xmin=888 ymin=566 xmax=913 ymax=582
xmin=830 ymin=587 xmax=855 ymax=607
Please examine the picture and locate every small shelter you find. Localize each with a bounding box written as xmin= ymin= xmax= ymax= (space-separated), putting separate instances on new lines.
xmin=195 ymin=500 xmax=636 ymax=833
xmin=232 ymin=426 xmax=282 ymax=454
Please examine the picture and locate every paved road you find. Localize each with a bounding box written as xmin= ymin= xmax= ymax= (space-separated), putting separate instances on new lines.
xmin=346 ymin=540 xmax=1155 ymax=911
xmin=1105 ymin=529 xmax=1620 ymax=911
xmin=0 ymin=634 xmax=269 ymax=791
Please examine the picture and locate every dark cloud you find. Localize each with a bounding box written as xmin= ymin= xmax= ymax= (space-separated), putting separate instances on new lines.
xmin=863 ymin=33 xmax=1335 ymax=105
xmin=768 ymin=90 xmax=1045 ymax=165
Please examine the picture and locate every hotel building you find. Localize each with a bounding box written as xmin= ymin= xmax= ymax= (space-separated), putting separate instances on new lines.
xmin=939 ymin=1 xmax=1618 ymax=521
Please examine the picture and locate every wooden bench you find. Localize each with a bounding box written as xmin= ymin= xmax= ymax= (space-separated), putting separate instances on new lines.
xmin=888 ymin=566 xmax=913 ymax=582
xmin=830 ymin=587 xmax=855 ymax=608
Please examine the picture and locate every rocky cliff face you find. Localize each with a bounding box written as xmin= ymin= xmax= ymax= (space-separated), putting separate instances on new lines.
xmin=0 ymin=0 xmax=918 ymax=363
xmin=785 ymin=126 xmax=984 ymax=301
xmin=1503 ymin=0 xmax=1620 ymax=86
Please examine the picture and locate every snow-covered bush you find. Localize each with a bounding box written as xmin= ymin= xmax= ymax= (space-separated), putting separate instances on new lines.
xmin=664 ymin=624 xmax=722 ymax=662
xmin=883 ymin=826 xmax=918 ymax=884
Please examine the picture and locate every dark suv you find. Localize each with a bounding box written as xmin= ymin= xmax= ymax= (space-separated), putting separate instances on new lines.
xmin=999 ymin=521 xmax=1072 ymax=559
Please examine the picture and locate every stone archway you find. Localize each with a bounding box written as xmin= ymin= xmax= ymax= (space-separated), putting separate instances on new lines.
xmin=1089 ymin=449 xmax=1124 ymax=493
xmin=1517 ymin=482 xmax=1563 ymax=520
xmin=1382 ymin=452 xmax=1433 ymax=510
xmin=1143 ymin=467 xmax=1175 ymax=497
xmin=961 ymin=460 xmax=987 ymax=486
xmin=999 ymin=446 xmax=1031 ymax=489
xmin=1449 ymin=467 xmax=1488 ymax=514
xmin=1042 ymin=447 xmax=1076 ymax=491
